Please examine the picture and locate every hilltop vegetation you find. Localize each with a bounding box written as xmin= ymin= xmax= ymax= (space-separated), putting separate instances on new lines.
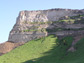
xmin=0 ymin=35 xmax=84 ymax=63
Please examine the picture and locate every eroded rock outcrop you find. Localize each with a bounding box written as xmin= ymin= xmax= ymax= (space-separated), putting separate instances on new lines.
xmin=8 ymin=8 xmax=84 ymax=43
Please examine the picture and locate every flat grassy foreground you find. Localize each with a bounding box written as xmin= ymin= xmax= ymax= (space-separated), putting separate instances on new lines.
xmin=0 ymin=35 xmax=84 ymax=63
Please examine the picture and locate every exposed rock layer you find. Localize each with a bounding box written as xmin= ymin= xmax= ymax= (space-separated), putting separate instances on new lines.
xmin=8 ymin=8 xmax=84 ymax=43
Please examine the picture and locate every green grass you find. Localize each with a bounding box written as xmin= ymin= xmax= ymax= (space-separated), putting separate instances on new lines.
xmin=0 ymin=35 xmax=84 ymax=63
xmin=0 ymin=35 xmax=58 ymax=63
xmin=58 ymin=14 xmax=84 ymax=24
xmin=23 ymin=28 xmax=47 ymax=32
xmin=59 ymin=19 xmax=75 ymax=24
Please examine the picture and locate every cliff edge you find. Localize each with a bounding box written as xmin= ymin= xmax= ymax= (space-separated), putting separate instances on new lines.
xmin=8 ymin=8 xmax=84 ymax=43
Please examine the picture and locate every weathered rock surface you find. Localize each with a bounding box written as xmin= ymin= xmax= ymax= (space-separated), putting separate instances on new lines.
xmin=16 ymin=9 xmax=84 ymax=24
xmin=8 ymin=8 xmax=84 ymax=43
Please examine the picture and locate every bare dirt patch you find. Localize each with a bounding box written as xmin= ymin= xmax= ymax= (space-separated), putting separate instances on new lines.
xmin=0 ymin=42 xmax=25 ymax=56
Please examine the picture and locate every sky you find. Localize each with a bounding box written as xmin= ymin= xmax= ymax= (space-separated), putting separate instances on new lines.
xmin=0 ymin=0 xmax=84 ymax=43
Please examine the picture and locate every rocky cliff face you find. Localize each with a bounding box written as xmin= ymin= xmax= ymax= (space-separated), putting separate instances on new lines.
xmin=8 ymin=8 xmax=84 ymax=43
xmin=16 ymin=9 xmax=84 ymax=24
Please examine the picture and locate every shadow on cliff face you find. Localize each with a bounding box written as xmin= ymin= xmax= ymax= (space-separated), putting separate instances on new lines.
xmin=23 ymin=36 xmax=73 ymax=63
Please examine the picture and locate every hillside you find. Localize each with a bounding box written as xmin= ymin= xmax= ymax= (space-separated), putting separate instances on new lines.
xmin=0 ymin=35 xmax=84 ymax=63
xmin=0 ymin=8 xmax=84 ymax=63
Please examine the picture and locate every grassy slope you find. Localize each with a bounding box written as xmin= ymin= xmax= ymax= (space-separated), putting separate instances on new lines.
xmin=0 ymin=35 xmax=84 ymax=63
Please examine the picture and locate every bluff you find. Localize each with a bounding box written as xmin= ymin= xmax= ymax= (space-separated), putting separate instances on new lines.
xmin=8 ymin=8 xmax=84 ymax=43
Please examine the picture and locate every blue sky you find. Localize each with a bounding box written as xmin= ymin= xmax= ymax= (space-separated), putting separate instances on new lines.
xmin=0 ymin=0 xmax=84 ymax=43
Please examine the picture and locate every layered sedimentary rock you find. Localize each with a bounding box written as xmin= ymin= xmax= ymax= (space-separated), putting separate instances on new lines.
xmin=8 ymin=8 xmax=84 ymax=43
